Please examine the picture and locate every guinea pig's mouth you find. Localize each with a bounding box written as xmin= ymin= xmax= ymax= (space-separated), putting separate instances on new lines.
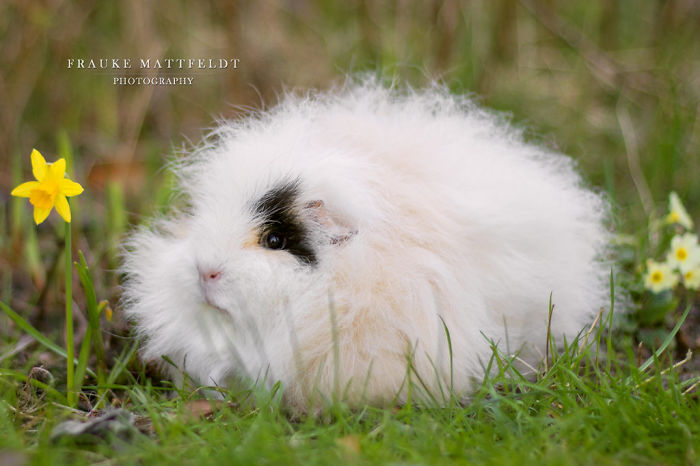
xmin=202 ymin=297 xmax=231 ymax=317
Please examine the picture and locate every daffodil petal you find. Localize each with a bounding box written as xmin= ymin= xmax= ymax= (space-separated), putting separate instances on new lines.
xmin=54 ymin=194 xmax=71 ymax=223
xmin=49 ymin=158 xmax=67 ymax=181
xmin=31 ymin=149 xmax=47 ymax=181
xmin=59 ymin=178 xmax=84 ymax=197
xmin=33 ymin=206 xmax=51 ymax=225
xmin=11 ymin=181 xmax=40 ymax=198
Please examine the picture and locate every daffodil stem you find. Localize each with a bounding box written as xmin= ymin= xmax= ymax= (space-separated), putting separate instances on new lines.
xmin=65 ymin=219 xmax=75 ymax=407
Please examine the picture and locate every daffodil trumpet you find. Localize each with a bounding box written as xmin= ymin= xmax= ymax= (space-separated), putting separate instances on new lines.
xmin=11 ymin=149 xmax=84 ymax=406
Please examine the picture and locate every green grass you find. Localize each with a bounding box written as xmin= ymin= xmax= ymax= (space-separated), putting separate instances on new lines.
xmin=2 ymin=0 xmax=700 ymax=464
xmin=1 ymin=302 xmax=698 ymax=465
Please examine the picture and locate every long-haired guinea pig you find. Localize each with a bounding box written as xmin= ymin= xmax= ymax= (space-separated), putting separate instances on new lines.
xmin=121 ymin=80 xmax=613 ymax=411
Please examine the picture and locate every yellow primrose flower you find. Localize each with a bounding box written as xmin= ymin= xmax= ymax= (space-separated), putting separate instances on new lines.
xmin=666 ymin=192 xmax=693 ymax=229
xmin=10 ymin=149 xmax=83 ymax=224
xmin=682 ymin=266 xmax=700 ymax=290
xmin=666 ymin=233 xmax=700 ymax=273
xmin=644 ymin=259 xmax=679 ymax=294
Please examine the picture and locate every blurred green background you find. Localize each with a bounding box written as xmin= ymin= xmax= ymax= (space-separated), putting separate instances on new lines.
xmin=1 ymin=0 xmax=699 ymax=325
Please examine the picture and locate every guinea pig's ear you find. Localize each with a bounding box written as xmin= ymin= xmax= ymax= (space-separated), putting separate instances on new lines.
xmin=303 ymin=200 xmax=356 ymax=245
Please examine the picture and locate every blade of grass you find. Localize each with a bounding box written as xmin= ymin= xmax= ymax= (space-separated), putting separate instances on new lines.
xmin=0 ymin=300 xmax=95 ymax=377
xmin=545 ymin=292 xmax=554 ymax=372
xmin=439 ymin=315 xmax=455 ymax=397
xmin=106 ymin=337 xmax=140 ymax=386
xmin=637 ymin=303 xmax=691 ymax=374
xmin=0 ymin=369 xmax=68 ymax=404
xmin=74 ymin=251 xmax=108 ymax=406
xmin=73 ymin=325 xmax=93 ymax=396
xmin=606 ymin=272 xmax=614 ymax=371
xmin=0 ymin=300 xmax=65 ymax=356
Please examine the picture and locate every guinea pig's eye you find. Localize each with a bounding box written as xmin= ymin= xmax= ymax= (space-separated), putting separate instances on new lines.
xmin=261 ymin=231 xmax=287 ymax=250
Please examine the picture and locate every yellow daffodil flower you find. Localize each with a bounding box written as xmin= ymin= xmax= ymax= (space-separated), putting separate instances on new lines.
xmin=10 ymin=149 xmax=83 ymax=224
xmin=682 ymin=266 xmax=700 ymax=290
xmin=666 ymin=233 xmax=700 ymax=273
xmin=643 ymin=259 xmax=678 ymax=294
xmin=666 ymin=192 xmax=693 ymax=230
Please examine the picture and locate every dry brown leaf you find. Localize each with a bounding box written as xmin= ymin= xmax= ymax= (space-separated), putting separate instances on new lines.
xmin=87 ymin=161 xmax=146 ymax=191
xmin=182 ymin=400 xmax=228 ymax=420
xmin=335 ymin=434 xmax=361 ymax=454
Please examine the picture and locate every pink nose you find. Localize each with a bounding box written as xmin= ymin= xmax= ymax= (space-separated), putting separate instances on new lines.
xmin=200 ymin=269 xmax=222 ymax=283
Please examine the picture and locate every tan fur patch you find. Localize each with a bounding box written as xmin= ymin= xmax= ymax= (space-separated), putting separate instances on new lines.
xmin=241 ymin=230 xmax=261 ymax=249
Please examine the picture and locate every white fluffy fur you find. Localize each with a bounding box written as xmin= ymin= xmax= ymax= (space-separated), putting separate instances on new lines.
xmin=121 ymin=81 xmax=613 ymax=411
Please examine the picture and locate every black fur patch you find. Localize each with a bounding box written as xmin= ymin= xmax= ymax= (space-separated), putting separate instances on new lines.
xmin=251 ymin=181 xmax=317 ymax=266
